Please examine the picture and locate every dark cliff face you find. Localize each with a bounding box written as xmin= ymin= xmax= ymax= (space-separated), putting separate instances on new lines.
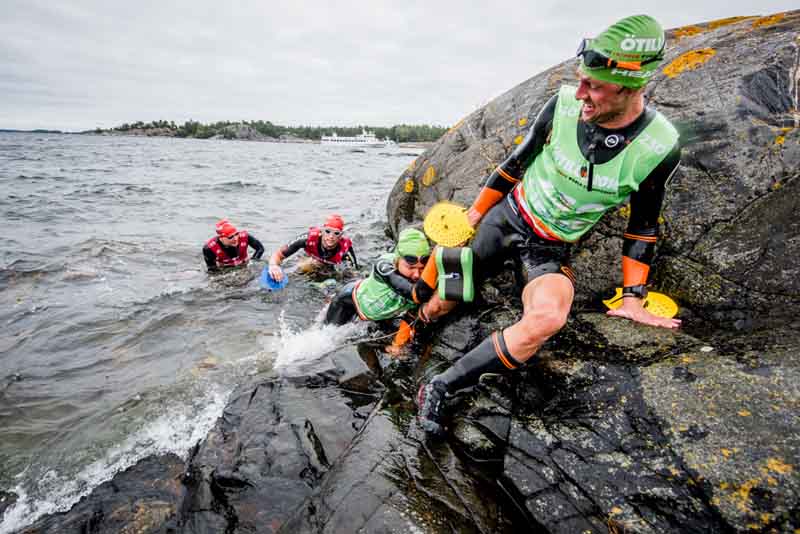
xmin=386 ymin=11 xmax=800 ymax=323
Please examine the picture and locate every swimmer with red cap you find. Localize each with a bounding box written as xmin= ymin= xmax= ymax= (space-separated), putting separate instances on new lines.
xmin=268 ymin=214 xmax=358 ymax=281
xmin=203 ymin=219 xmax=265 ymax=272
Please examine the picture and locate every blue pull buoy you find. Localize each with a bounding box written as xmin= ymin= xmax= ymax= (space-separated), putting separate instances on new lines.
xmin=259 ymin=266 xmax=288 ymax=291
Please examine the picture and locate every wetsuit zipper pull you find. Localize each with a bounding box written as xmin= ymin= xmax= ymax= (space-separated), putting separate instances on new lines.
xmin=584 ymin=124 xmax=597 ymax=192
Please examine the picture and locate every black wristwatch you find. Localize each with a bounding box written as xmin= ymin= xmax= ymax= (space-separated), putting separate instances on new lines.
xmin=622 ymin=285 xmax=648 ymax=299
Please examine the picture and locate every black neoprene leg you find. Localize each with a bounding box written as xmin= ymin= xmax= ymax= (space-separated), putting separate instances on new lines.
xmin=435 ymin=331 xmax=521 ymax=392
xmin=418 ymin=331 xmax=522 ymax=436
xmin=324 ymin=282 xmax=358 ymax=325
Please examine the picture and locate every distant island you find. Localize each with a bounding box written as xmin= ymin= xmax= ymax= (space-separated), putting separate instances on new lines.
xmin=88 ymin=120 xmax=448 ymax=143
xmin=0 ymin=128 xmax=64 ymax=134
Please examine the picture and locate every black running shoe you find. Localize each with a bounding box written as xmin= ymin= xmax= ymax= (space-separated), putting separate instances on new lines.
xmin=417 ymin=379 xmax=448 ymax=437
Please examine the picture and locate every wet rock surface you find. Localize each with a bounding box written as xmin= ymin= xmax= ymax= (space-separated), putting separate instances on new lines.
xmin=18 ymin=454 xmax=186 ymax=534
xmin=14 ymin=11 xmax=800 ymax=534
xmin=22 ymin=315 xmax=799 ymax=533
xmin=461 ymin=315 xmax=800 ymax=533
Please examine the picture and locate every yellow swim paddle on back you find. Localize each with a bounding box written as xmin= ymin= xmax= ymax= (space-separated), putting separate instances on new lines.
xmin=423 ymin=202 xmax=474 ymax=246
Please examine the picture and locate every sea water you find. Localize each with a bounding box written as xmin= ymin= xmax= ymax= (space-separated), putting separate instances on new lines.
xmin=0 ymin=132 xmax=421 ymax=532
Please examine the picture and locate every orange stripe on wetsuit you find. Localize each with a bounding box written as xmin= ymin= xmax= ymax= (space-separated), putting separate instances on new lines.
xmin=559 ymin=266 xmax=576 ymax=286
xmin=623 ymin=232 xmax=657 ymax=243
xmin=351 ymin=280 xmax=369 ymax=320
xmin=496 ymin=167 xmax=519 ymax=185
xmin=491 ymin=332 xmax=518 ymax=370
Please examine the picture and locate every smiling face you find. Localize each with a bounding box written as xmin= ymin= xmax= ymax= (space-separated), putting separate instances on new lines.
xmin=574 ymin=71 xmax=643 ymax=128
xmin=321 ymin=227 xmax=342 ymax=249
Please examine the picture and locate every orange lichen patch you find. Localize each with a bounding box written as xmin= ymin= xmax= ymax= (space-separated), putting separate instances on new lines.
xmin=776 ymin=126 xmax=794 ymax=145
xmin=708 ymin=16 xmax=755 ymax=30
xmin=721 ymin=448 xmax=733 ymax=458
xmin=733 ymin=479 xmax=759 ymax=512
xmin=674 ymin=25 xmax=704 ymax=39
xmin=716 ymin=458 xmax=796 ymax=518
xmin=404 ymin=179 xmax=415 ymax=193
xmin=765 ymin=458 xmax=792 ymax=474
xmin=422 ymin=166 xmax=437 ymax=186
xmin=663 ymin=49 xmax=717 ymax=78
xmin=514 ymin=135 xmax=524 ymax=145
xmin=738 ymin=409 xmax=752 ymax=417
xmin=752 ymin=13 xmax=785 ymax=29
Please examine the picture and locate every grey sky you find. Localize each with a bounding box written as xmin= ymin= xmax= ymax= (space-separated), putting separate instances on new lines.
xmin=1 ymin=1 xmax=795 ymax=131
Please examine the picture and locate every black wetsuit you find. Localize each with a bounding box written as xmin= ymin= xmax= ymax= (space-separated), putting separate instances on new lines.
xmin=203 ymin=235 xmax=264 ymax=272
xmin=325 ymin=281 xmax=360 ymax=326
xmin=473 ymin=94 xmax=681 ymax=286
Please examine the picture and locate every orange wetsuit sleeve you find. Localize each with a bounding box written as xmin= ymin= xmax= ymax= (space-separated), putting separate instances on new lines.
xmin=412 ymin=253 xmax=439 ymax=303
xmin=470 ymin=187 xmax=506 ymax=216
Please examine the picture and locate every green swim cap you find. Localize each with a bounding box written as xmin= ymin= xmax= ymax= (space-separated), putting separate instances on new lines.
xmin=578 ymin=15 xmax=665 ymax=89
xmin=395 ymin=228 xmax=430 ymax=258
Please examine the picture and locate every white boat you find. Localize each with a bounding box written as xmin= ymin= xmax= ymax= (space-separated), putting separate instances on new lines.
xmin=320 ymin=129 xmax=394 ymax=147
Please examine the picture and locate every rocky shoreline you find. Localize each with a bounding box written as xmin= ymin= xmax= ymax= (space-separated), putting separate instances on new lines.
xmin=9 ymin=11 xmax=800 ymax=534
xmin=15 ymin=311 xmax=799 ymax=533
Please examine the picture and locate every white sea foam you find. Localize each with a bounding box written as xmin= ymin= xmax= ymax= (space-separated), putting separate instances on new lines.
xmin=0 ymin=386 xmax=229 ymax=534
xmin=271 ymin=311 xmax=363 ymax=370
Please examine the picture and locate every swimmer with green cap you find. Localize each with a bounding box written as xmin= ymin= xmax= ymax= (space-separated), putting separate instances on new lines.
xmin=574 ymin=15 xmax=666 ymax=125
xmin=577 ymin=15 xmax=665 ymax=90
xmin=324 ymin=228 xmax=440 ymax=349
xmin=417 ymin=14 xmax=683 ymax=437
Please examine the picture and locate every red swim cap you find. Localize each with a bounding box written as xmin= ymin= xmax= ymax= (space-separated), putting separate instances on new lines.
xmin=215 ymin=219 xmax=238 ymax=237
xmin=324 ymin=214 xmax=344 ymax=231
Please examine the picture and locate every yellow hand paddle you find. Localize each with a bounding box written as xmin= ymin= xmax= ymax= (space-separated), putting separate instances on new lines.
xmin=603 ymin=288 xmax=679 ymax=319
xmin=423 ymin=202 xmax=475 ymax=246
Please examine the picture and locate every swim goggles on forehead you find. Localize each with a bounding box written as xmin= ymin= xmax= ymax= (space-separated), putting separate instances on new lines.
xmin=576 ymin=38 xmax=664 ymax=71
xmin=401 ymin=254 xmax=429 ymax=266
